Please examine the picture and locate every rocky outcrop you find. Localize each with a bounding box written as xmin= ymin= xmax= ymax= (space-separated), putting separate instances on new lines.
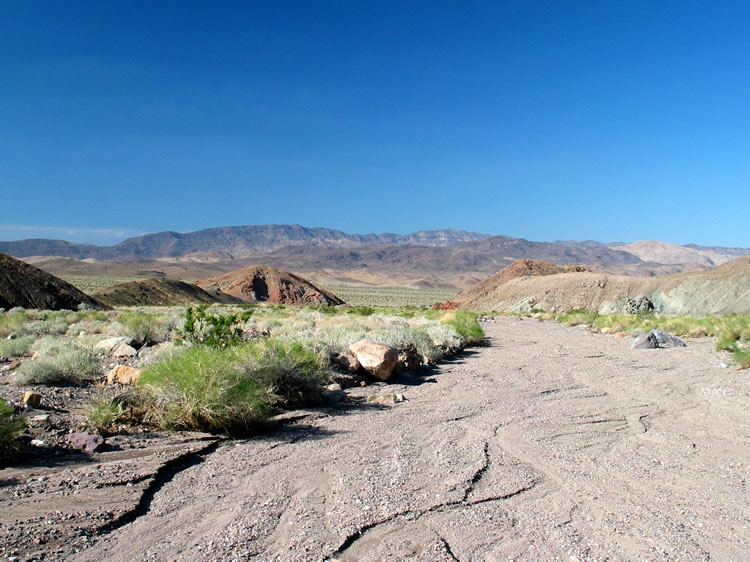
xmin=196 ymin=265 xmax=344 ymax=306
xmin=0 ymin=252 xmax=107 ymax=311
xmin=349 ymin=339 xmax=398 ymax=381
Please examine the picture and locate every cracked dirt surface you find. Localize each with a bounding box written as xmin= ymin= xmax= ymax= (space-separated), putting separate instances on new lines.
xmin=9 ymin=316 xmax=750 ymax=560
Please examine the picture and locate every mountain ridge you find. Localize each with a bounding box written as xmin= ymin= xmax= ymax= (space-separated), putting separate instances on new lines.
xmin=0 ymin=224 xmax=492 ymax=260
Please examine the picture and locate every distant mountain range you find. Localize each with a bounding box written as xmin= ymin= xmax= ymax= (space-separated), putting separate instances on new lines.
xmin=2 ymin=225 xmax=749 ymax=289
xmin=0 ymin=225 xmax=491 ymax=260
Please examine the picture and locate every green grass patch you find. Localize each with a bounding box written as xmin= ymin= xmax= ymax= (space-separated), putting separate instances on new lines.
xmin=137 ymin=338 xmax=328 ymax=434
xmin=732 ymin=349 xmax=750 ymax=370
xmin=444 ymin=310 xmax=485 ymax=345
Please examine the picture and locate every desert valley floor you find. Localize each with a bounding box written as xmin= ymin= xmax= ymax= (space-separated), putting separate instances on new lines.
xmin=3 ymin=316 xmax=747 ymax=560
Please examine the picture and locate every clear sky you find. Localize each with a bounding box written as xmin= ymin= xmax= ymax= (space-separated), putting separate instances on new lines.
xmin=1 ymin=1 xmax=748 ymax=247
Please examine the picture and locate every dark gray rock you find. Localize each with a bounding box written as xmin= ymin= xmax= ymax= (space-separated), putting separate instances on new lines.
xmin=632 ymin=332 xmax=659 ymax=349
xmin=651 ymin=329 xmax=687 ymax=347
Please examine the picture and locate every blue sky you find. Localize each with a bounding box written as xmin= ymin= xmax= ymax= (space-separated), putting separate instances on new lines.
xmin=1 ymin=1 xmax=748 ymax=247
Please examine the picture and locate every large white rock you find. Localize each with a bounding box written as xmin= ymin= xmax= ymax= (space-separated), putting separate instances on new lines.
xmin=349 ymin=339 xmax=398 ymax=382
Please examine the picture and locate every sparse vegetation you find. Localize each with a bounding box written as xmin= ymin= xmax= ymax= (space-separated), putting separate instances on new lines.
xmin=0 ymin=398 xmax=24 ymax=461
xmin=15 ymin=342 xmax=101 ymax=386
xmin=538 ymin=311 xmax=750 ymax=370
xmin=0 ymin=335 xmax=35 ymax=357
xmin=116 ymin=311 xmax=167 ymax=346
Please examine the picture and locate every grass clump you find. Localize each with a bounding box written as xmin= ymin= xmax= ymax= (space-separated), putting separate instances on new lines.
xmin=0 ymin=335 xmax=35 ymax=357
xmin=87 ymin=399 xmax=126 ymax=434
xmin=14 ymin=343 xmax=100 ymax=386
xmin=0 ymin=398 xmax=25 ymax=462
xmin=732 ymin=349 xmax=750 ymax=370
xmin=444 ymin=310 xmax=485 ymax=345
xmin=136 ymin=338 xmax=329 ymax=433
xmin=557 ymin=309 xmax=599 ymax=326
xmin=138 ymin=345 xmax=270 ymax=433
xmin=116 ymin=311 xmax=167 ymax=346
xmin=243 ymin=339 xmax=328 ymax=407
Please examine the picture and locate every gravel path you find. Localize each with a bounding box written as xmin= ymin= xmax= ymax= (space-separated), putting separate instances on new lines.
xmin=76 ymin=317 xmax=750 ymax=560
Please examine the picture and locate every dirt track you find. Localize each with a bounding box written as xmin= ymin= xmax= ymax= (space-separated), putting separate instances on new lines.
xmin=47 ymin=318 xmax=750 ymax=559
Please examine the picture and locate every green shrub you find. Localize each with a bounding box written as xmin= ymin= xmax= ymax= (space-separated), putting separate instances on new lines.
xmin=347 ymin=306 xmax=375 ymax=316
xmin=14 ymin=346 xmax=100 ymax=386
xmin=0 ymin=335 xmax=35 ymax=357
xmin=138 ymin=345 xmax=271 ymax=433
xmin=444 ymin=310 xmax=485 ymax=345
xmin=180 ymin=305 xmax=253 ymax=348
xmin=0 ymin=398 xmax=25 ymax=461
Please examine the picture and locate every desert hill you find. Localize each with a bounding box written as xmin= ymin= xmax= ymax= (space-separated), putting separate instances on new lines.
xmin=0 ymin=252 xmax=106 ymax=311
xmin=197 ymin=265 xmax=344 ymax=306
xmin=455 ymin=256 xmax=750 ymax=315
xmin=611 ymin=241 xmax=731 ymax=268
xmin=92 ymin=278 xmax=243 ymax=307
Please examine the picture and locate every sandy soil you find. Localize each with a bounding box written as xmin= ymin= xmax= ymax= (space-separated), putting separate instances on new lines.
xmin=4 ymin=317 xmax=749 ymax=560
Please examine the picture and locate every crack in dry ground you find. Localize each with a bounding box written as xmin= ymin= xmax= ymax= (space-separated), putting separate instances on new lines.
xmin=95 ymin=439 xmax=222 ymax=536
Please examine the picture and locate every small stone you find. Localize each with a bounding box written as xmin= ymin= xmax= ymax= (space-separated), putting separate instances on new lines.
xmin=366 ymin=393 xmax=400 ymax=405
xmin=66 ymin=432 xmax=105 ymax=453
xmin=718 ymin=362 xmax=728 ymax=369
xmin=30 ymin=414 xmax=50 ymax=423
xmin=107 ymin=365 xmax=143 ymax=385
xmin=24 ymin=391 xmax=42 ymax=409
xmin=30 ymin=439 xmax=49 ymax=448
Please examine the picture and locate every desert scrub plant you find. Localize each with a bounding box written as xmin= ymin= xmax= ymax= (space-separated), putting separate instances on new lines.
xmin=444 ymin=310 xmax=485 ymax=345
xmin=138 ymin=345 xmax=272 ymax=433
xmin=179 ymin=305 xmax=253 ymax=348
xmin=87 ymin=399 xmax=126 ymax=434
xmin=732 ymin=349 xmax=750 ymax=370
xmin=557 ymin=309 xmax=599 ymax=327
xmin=243 ymin=339 xmax=328 ymax=407
xmin=0 ymin=398 xmax=25 ymax=463
xmin=116 ymin=311 xmax=167 ymax=346
xmin=0 ymin=335 xmax=35 ymax=357
xmin=14 ymin=343 xmax=100 ymax=386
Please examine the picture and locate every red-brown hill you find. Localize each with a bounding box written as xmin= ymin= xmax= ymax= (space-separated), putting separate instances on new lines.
xmin=196 ymin=265 xmax=344 ymax=305
xmin=0 ymin=252 xmax=107 ymax=310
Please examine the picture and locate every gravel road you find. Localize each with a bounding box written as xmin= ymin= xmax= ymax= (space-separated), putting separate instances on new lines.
xmin=76 ymin=317 xmax=749 ymax=560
